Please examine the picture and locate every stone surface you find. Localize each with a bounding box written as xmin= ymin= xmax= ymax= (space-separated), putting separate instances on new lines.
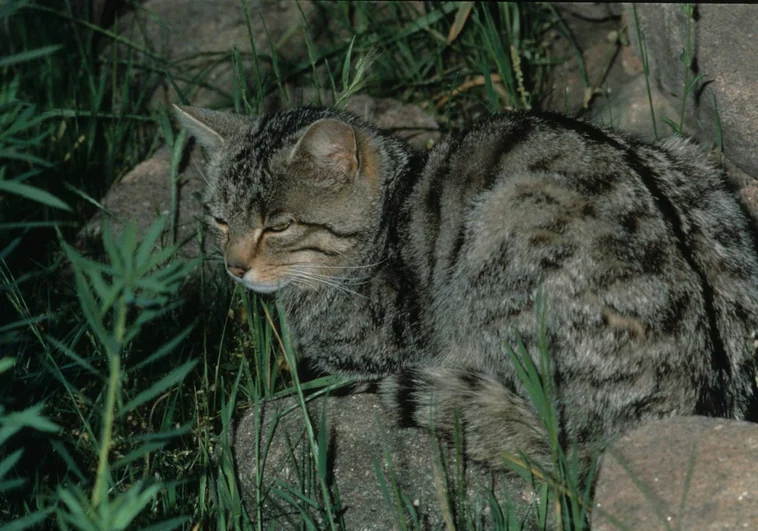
xmin=77 ymin=144 xmax=207 ymax=261
xmin=553 ymin=3 xmax=623 ymax=22
xmin=626 ymin=4 xmax=758 ymax=177
xmin=114 ymin=0 xmax=320 ymax=109
xmin=592 ymin=416 xmax=758 ymax=530
xmin=589 ymin=70 xmax=682 ymax=141
xmin=543 ymin=4 xmax=635 ymax=116
xmin=233 ymin=392 xmax=542 ymax=530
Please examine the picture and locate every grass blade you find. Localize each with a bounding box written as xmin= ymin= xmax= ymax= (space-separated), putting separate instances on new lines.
xmin=120 ymin=359 xmax=198 ymax=416
xmin=0 ymin=180 xmax=70 ymax=212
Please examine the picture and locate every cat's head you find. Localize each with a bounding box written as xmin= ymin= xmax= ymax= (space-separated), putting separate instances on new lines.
xmin=173 ymin=105 xmax=386 ymax=294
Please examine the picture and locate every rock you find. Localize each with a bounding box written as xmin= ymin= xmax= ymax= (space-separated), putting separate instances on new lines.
xmin=542 ymin=4 xmax=637 ymax=117
xmin=232 ymin=392 xmax=542 ymax=530
xmin=626 ymin=4 xmax=758 ymax=177
xmin=592 ymin=416 xmax=758 ymax=530
xmin=76 ymin=144 xmax=208 ymax=262
xmin=589 ymin=69 xmax=682 ymax=141
xmin=113 ymin=0 xmax=321 ymax=109
xmin=553 ymin=3 xmax=623 ymax=22
xmin=77 ymin=96 xmax=439 ymax=260
xmin=344 ymin=94 xmax=441 ymax=148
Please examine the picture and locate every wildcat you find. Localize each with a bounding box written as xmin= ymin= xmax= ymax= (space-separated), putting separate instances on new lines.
xmin=174 ymin=103 xmax=758 ymax=476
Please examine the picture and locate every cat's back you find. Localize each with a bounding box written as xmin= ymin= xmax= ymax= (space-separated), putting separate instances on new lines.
xmin=406 ymin=112 xmax=689 ymax=295
xmin=401 ymin=111 xmax=758 ymax=423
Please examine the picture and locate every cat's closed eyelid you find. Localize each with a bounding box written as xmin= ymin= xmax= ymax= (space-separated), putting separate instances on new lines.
xmin=265 ymin=220 xmax=293 ymax=233
xmin=211 ymin=216 xmax=229 ymax=230
xmin=264 ymin=213 xmax=294 ymax=232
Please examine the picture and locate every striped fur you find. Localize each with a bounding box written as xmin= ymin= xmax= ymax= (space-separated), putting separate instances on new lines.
xmin=175 ymin=105 xmax=758 ymax=478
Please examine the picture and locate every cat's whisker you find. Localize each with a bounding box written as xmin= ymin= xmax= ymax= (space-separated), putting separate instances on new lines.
xmin=301 ymin=272 xmax=372 ymax=286
xmin=285 ymin=259 xmax=388 ymax=271
xmin=288 ymin=266 xmax=374 ymax=284
xmin=288 ymin=270 xmax=368 ymax=299
xmin=190 ymin=154 xmax=211 ymax=187
xmin=290 ymin=272 xmax=360 ymax=297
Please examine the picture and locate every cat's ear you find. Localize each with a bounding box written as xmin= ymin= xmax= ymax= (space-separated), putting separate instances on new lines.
xmin=172 ymin=104 xmax=251 ymax=151
xmin=290 ymin=119 xmax=359 ymax=179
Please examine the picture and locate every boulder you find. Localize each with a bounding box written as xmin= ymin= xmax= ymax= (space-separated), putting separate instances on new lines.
xmin=232 ymin=392 xmax=544 ymax=530
xmin=593 ymin=416 xmax=758 ymax=530
xmin=626 ymin=4 xmax=758 ymax=178
xmin=113 ymin=0 xmax=321 ymax=109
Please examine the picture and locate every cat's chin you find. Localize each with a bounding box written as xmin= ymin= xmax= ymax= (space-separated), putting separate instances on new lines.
xmin=228 ymin=273 xmax=288 ymax=294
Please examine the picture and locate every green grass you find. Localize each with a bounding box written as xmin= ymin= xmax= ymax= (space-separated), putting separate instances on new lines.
xmin=0 ymin=1 xmax=628 ymax=529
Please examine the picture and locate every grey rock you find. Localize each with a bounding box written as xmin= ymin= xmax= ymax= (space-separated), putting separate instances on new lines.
xmin=76 ymin=143 xmax=208 ymax=262
xmin=626 ymin=4 xmax=758 ymax=177
xmin=553 ymin=3 xmax=623 ymax=22
xmin=232 ymin=392 xmax=543 ymax=530
xmin=589 ymin=68 xmax=683 ymax=141
xmin=542 ymin=5 xmax=636 ymax=117
xmin=114 ymin=0 xmax=320 ymax=109
xmin=592 ymin=416 xmax=758 ymax=530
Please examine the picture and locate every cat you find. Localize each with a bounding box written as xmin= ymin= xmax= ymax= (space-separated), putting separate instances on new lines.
xmin=173 ymin=103 xmax=758 ymax=477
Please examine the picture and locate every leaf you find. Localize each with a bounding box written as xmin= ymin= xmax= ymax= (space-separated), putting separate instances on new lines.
xmin=119 ymin=359 xmax=198 ymax=416
xmin=0 ymin=148 xmax=52 ymax=167
xmin=63 ymin=182 xmax=124 ymax=223
xmin=660 ymin=116 xmax=682 ymax=135
xmin=46 ymin=336 xmax=101 ymax=377
xmin=138 ymin=516 xmax=192 ymax=531
xmin=0 ymin=235 xmax=23 ymax=262
xmin=0 ymin=448 xmax=24 ymax=480
xmin=0 ymin=404 xmax=59 ymax=437
xmin=341 ymin=36 xmax=356 ymax=93
xmin=0 ymin=477 xmax=25 ymax=493
xmin=50 ymin=440 xmax=86 ymax=483
xmin=112 ymin=441 xmax=166 ymax=470
xmin=109 ymin=482 xmax=162 ymax=530
xmin=62 ymin=242 xmax=114 ymax=352
xmin=134 ymin=216 xmax=167 ymax=270
xmin=130 ymin=324 xmax=196 ymax=371
xmin=100 ymin=222 xmax=124 ymax=274
xmin=0 ymin=180 xmax=71 ymax=211
xmin=0 ymin=357 xmax=15 ymax=374
xmin=0 ymin=315 xmax=49 ymax=335
xmin=448 ymin=2 xmax=473 ymax=43
xmin=678 ymin=47 xmax=690 ymax=67
xmin=271 ymin=481 xmax=321 ymax=511
xmin=0 ymin=45 xmax=62 ymax=68
xmin=0 ymin=507 xmax=55 ymax=531
xmin=57 ymin=489 xmax=99 ymax=531
xmin=685 ymin=73 xmax=705 ymax=94
xmin=130 ymin=423 xmax=192 ymax=442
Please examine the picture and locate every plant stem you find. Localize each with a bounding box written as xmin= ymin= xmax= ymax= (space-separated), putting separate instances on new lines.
xmin=91 ymin=302 xmax=127 ymax=507
xmin=264 ymin=303 xmax=338 ymax=530
xmin=679 ymin=4 xmax=693 ymax=132
xmin=633 ymin=4 xmax=658 ymax=139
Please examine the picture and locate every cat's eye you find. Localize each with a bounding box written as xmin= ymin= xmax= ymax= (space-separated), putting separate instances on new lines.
xmin=212 ymin=216 xmax=228 ymax=227
xmin=264 ymin=212 xmax=294 ymax=233
xmin=267 ymin=219 xmax=292 ymax=232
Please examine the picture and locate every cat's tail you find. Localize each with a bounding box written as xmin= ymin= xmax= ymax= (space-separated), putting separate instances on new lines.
xmin=380 ymin=367 xmax=561 ymax=475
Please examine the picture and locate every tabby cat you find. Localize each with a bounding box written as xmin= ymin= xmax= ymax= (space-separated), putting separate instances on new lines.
xmin=174 ymin=103 xmax=758 ymax=475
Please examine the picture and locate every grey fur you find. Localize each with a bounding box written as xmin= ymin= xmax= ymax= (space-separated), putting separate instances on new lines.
xmin=174 ymin=104 xmax=758 ymax=477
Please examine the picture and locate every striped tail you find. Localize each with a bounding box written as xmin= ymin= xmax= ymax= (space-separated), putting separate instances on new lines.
xmin=379 ymin=367 xmax=557 ymax=474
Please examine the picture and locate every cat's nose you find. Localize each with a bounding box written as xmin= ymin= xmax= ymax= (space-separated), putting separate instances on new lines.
xmin=227 ymin=261 xmax=248 ymax=278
